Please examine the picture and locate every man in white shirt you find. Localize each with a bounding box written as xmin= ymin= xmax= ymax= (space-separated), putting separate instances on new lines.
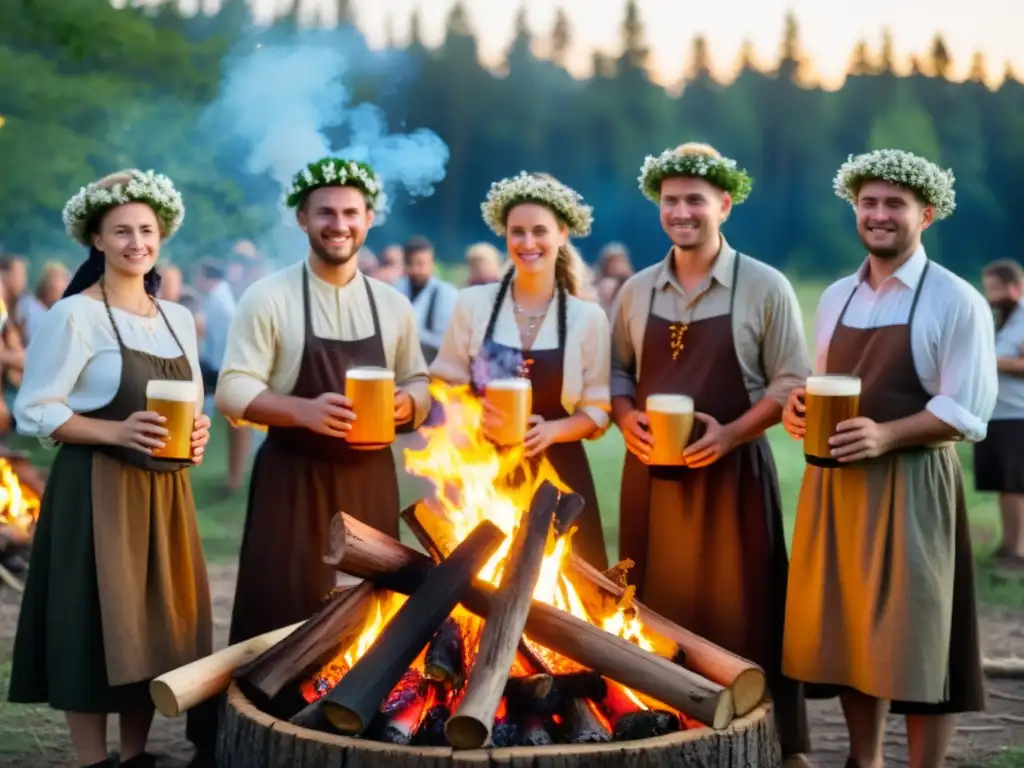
xmin=394 ymin=235 xmax=457 ymax=364
xmin=781 ymin=149 xmax=997 ymax=768
xmin=975 ymin=259 xmax=1024 ymax=561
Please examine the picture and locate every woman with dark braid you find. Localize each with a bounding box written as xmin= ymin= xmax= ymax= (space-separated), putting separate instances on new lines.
xmin=8 ymin=170 xmax=212 ymax=768
xmin=430 ymin=171 xmax=612 ymax=567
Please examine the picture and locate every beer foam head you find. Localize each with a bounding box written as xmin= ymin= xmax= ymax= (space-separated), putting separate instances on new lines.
xmin=146 ymin=379 xmax=198 ymax=402
xmin=486 ymin=377 xmax=531 ymax=391
xmin=806 ymin=375 xmax=861 ymax=396
xmin=346 ymin=366 xmax=395 ymax=381
xmin=646 ymin=394 xmax=694 ymax=413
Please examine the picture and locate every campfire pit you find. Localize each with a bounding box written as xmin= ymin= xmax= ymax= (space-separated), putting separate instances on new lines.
xmin=156 ymin=384 xmax=781 ymax=766
xmin=0 ymin=452 xmax=43 ymax=592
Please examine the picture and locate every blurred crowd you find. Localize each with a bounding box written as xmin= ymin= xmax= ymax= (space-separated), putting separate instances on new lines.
xmin=0 ymin=236 xmax=635 ymax=490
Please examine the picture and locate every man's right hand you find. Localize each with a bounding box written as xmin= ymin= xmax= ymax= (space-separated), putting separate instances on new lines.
xmin=618 ymin=408 xmax=654 ymax=462
xmin=782 ymin=387 xmax=806 ymax=439
xmin=298 ymin=393 xmax=356 ymax=438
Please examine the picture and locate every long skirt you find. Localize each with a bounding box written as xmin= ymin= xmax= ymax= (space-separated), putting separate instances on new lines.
xmin=8 ymin=444 xmax=212 ymax=712
xmin=784 ymin=445 xmax=985 ymax=712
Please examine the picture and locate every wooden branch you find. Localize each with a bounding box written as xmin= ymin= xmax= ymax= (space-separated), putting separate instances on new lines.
xmin=984 ymin=656 xmax=1024 ymax=678
xmin=566 ymin=555 xmax=767 ymax=716
xmin=446 ymin=481 xmax=560 ymax=749
xmin=323 ymin=511 xmax=434 ymax=592
xmin=233 ymin=582 xmax=375 ymax=706
xmin=333 ymin=521 xmax=734 ymax=729
xmin=319 ymin=519 xmax=505 ymax=735
xmin=149 ymin=622 xmax=303 ymax=717
xmin=565 ymin=699 xmax=612 ymax=743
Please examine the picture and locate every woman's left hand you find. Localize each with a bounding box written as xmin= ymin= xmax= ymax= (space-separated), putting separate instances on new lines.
xmin=524 ymin=414 xmax=561 ymax=458
xmin=191 ymin=413 xmax=212 ymax=464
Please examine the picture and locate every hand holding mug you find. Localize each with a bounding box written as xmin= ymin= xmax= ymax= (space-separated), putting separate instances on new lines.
xmin=782 ymin=387 xmax=806 ymax=439
xmin=301 ymin=392 xmax=355 ymax=438
xmin=619 ymin=409 xmax=654 ymax=463
xmin=524 ymin=414 xmax=561 ymax=458
xmin=480 ymin=399 xmax=505 ymax=443
xmin=191 ymin=413 xmax=212 ymax=464
xmin=115 ymin=411 xmax=169 ymax=454
xmin=394 ymin=389 xmax=414 ymax=425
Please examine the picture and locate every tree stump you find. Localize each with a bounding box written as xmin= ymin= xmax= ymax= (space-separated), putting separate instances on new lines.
xmin=217 ymin=683 xmax=781 ymax=768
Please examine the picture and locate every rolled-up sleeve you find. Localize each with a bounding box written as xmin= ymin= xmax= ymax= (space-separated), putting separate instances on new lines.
xmin=761 ymin=274 xmax=812 ymax=405
xmin=214 ymin=287 xmax=276 ymax=420
xmin=429 ymin=291 xmax=475 ymax=387
xmin=927 ymin=290 xmax=997 ymax=442
xmin=13 ymin=302 xmax=91 ymax=441
xmin=392 ymin=301 xmax=431 ymax=429
xmin=609 ymin=285 xmax=639 ymax=400
xmin=575 ymin=303 xmax=612 ymax=433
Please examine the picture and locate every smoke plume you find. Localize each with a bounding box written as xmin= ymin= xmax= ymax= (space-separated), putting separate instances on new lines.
xmin=201 ymin=29 xmax=449 ymax=260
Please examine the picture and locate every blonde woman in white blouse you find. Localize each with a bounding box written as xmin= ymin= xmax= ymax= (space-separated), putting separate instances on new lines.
xmin=7 ymin=170 xmax=212 ymax=768
xmin=430 ymin=172 xmax=612 ymax=568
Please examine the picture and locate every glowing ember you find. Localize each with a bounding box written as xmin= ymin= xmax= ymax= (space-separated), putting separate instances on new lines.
xmin=0 ymin=458 xmax=40 ymax=534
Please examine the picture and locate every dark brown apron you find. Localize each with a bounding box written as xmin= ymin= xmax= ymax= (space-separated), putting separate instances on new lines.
xmin=228 ymin=268 xmax=401 ymax=645
xmin=784 ymin=262 xmax=985 ymax=712
xmin=8 ymin=286 xmax=211 ymax=712
xmin=618 ymin=253 xmax=808 ymax=754
xmin=469 ymin=284 xmax=609 ymax=569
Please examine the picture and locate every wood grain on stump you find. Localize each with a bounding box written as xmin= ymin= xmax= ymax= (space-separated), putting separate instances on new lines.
xmin=217 ymin=683 xmax=781 ymax=768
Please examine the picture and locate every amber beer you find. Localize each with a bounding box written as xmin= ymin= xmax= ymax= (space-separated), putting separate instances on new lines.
xmin=345 ymin=367 xmax=395 ymax=449
xmin=485 ymin=377 xmax=532 ymax=446
xmin=803 ymin=375 xmax=861 ymax=464
xmin=645 ymin=394 xmax=694 ymax=466
xmin=145 ymin=380 xmax=198 ymax=461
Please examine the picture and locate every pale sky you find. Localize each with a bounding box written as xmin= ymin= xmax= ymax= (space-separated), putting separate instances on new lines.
xmin=174 ymin=0 xmax=1020 ymax=88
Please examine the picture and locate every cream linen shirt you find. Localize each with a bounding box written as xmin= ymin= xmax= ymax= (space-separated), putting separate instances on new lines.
xmin=215 ymin=259 xmax=431 ymax=427
xmin=429 ymin=282 xmax=612 ymax=433
xmin=610 ymin=242 xmax=811 ymax=407
xmin=14 ymin=294 xmax=204 ymax=442
xmin=814 ymin=246 xmax=997 ymax=441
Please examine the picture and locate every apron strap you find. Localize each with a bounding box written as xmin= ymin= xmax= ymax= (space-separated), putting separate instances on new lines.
xmin=907 ymin=260 xmax=931 ymax=332
xmin=99 ymin=278 xmax=182 ymax=357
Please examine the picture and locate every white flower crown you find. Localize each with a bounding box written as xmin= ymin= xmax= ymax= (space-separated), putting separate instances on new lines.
xmin=481 ymin=171 xmax=593 ymax=237
xmin=285 ymin=157 xmax=387 ymax=215
xmin=833 ymin=149 xmax=956 ymax=220
xmin=62 ymin=170 xmax=185 ymax=247
xmin=638 ymin=148 xmax=753 ymax=204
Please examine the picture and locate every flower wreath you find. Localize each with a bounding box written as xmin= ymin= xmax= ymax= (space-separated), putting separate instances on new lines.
xmin=62 ymin=169 xmax=185 ymax=247
xmin=833 ymin=149 xmax=956 ymax=220
xmin=481 ymin=171 xmax=593 ymax=237
xmin=638 ymin=148 xmax=754 ymax=204
xmin=285 ymin=157 xmax=387 ymax=215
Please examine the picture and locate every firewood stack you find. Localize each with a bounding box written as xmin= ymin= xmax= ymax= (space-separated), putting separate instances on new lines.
xmin=171 ymin=479 xmax=764 ymax=750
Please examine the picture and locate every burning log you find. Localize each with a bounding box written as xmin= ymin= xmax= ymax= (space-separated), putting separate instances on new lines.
xmin=565 ymin=556 xmax=766 ymax=716
xmin=150 ymin=622 xmax=304 ymax=717
xmin=233 ymin=582 xmax=375 ymax=708
xmin=365 ymin=669 xmax=430 ymax=745
xmin=603 ymin=559 xmax=635 ymax=587
xmin=519 ymin=714 xmax=554 ymax=746
xmin=317 ymin=519 xmax=505 ymax=735
xmin=323 ymin=512 xmax=433 ymax=592
xmin=333 ymin=519 xmax=735 ymax=730
xmin=411 ymin=701 xmax=450 ymax=746
xmin=613 ymin=710 xmax=680 ymax=741
xmin=504 ymin=674 xmax=552 ymax=701
xmin=504 ymin=671 xmax=607 ymax=717
xmin=445 ymin=481 xmax=560 ymax=749
xmin=423 ymin=616 xmax=465 ymax=687
xmin=564 ymin=699 xmax=612 ymax=743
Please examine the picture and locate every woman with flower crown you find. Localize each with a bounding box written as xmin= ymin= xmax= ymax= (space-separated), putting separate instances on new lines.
xmin=430 ymin=171 xmax=612 ymax=568
xmin=6 ymin=170 xmax=213 ymax=768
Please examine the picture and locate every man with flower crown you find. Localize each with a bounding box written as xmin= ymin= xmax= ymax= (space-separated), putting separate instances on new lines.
xmin=781 ymin=149 xmax=998 ymax=767
xmin=610 ymin=142 xmax=813 ymax=765
xmin=215 ymin=157 xmax=431 ymax=646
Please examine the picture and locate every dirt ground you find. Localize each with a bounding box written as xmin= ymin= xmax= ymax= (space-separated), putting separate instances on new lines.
xmin=1 ymin=562 xmax=1022 ymax=767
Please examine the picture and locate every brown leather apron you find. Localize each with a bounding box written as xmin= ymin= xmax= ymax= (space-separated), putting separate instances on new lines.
xmin=783 ymin=262 xmax=986 ymax=712
xmin=8 ymin=287 xmax=212 ymax=711
xmin=469 ymin=284 xmax=609 ymax=569
xmin=228 ymin=268 xmax=401 ymax=644
xmin=618 ymin=253 xmax=808 ymax=754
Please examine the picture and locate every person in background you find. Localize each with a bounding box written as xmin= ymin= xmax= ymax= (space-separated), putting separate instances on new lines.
xmin=596 ymin=274 xmax=628 ymax=313
xmin=783 ymin=149 xmax=996 ymax=768
xmin=357 ymin=246 xmax=379 ymax=276
xmin=464 ymin=241 xmax=504 ymax=286
xmin=196 ymin=257 xmax=248 ymax=494
xmin=596 ymin=241 xmax=634 ymax=281
xmin=975 ymin=258 xmax=1024 ymax=562
xmin=7 ymin=168 xmax=212 ymax=768
xmin=395 ymin=236 xmax=458 ymax=364
xmin=0 ymin=255 xmax=29 ymax=324
xmin=17 ymin=261 xmax=70 ymax=345
xmin=611 ymin=142 xmax=811 ymax=765
xmin=157 ymin=263 xmax=182 ymax=303
xmin=375 ymin=243 xmax=404 ymax=284
xmin=431 ymin=171 xmax=612 ymax=569
xmin=177 ymin=286 xmax=205 ymax=341
xmin=217 ymin=156 xmax=430 ymax=647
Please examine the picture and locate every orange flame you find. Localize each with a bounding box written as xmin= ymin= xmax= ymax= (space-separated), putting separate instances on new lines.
xmin=0 ymin=458 xmax=39 ymax=533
